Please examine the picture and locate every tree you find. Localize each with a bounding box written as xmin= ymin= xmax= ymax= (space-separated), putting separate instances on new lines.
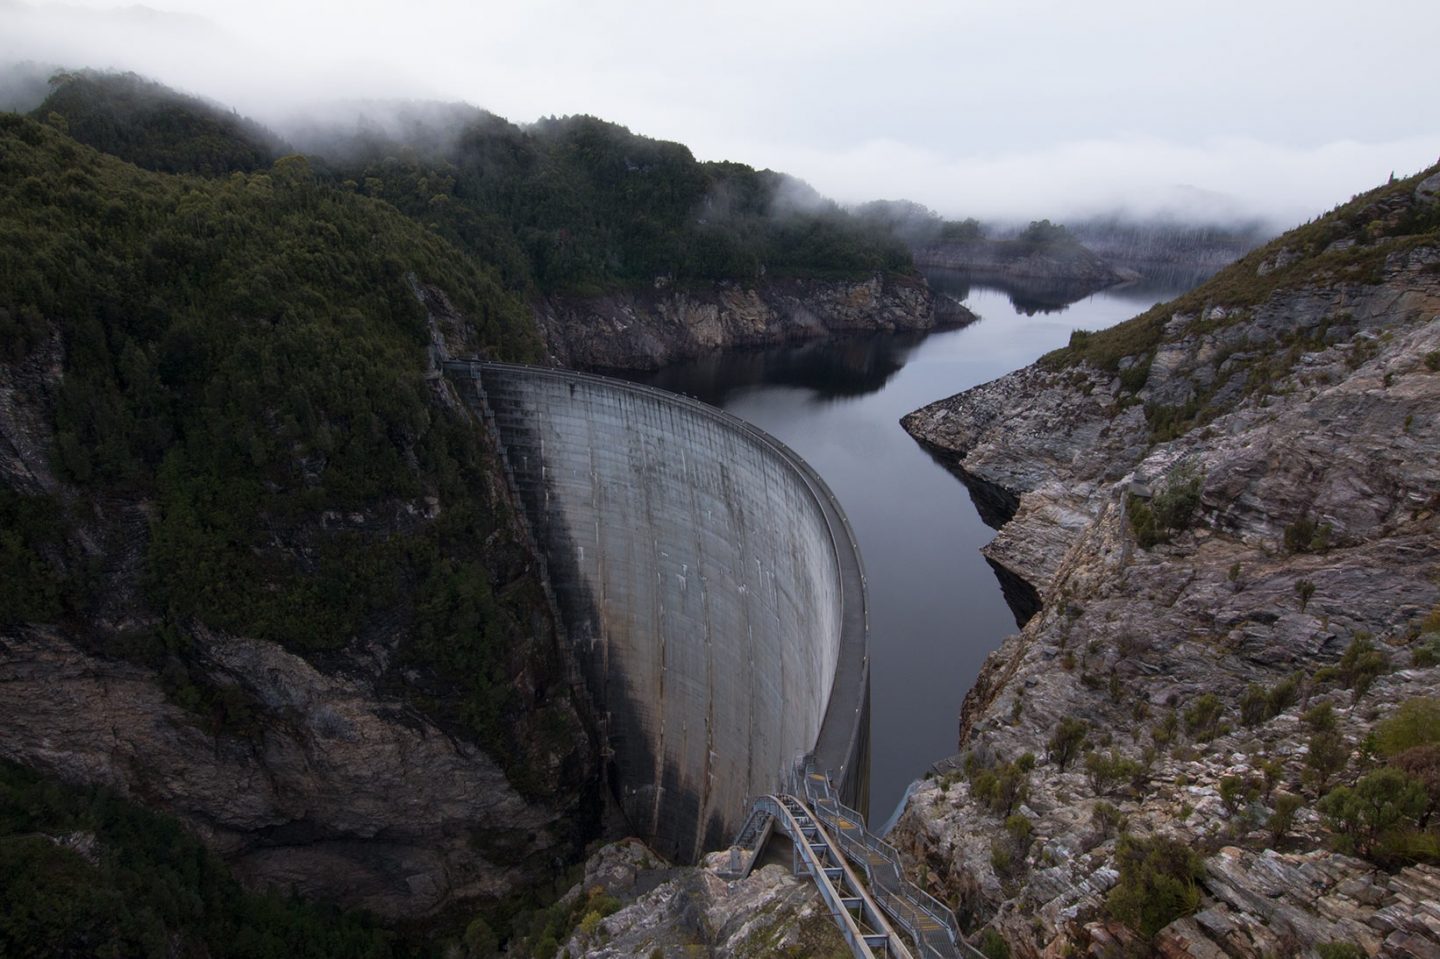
xmin=1267 ymin=793 xmax=1304 ymax=847
xmin=1304 ymin=730 xmax=1349 ymax=792
xmin=1105 ymin=835 xmax=1204 ymax=940
xmin=1048 ymin=718 xmax=1089 ymax=771
xmin=1318 ymin=768 xmax=1426 ymax=855
xmin=1390 ymin=744 xmax=1440 ymax=828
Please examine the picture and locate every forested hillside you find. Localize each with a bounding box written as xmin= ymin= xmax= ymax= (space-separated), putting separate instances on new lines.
xmin=0 ymin=108 xmax=596 ymax=947
xmin=35 ymin=71 xmax=912 ymax=296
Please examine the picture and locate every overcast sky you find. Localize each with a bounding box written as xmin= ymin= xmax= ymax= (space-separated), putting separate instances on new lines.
xmin=6 ymin=0 xmax=1440 ymax=226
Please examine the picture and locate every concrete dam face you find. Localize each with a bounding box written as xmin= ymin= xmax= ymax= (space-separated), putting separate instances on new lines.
xmin=446 ymin=362 xmax=870 ymax=863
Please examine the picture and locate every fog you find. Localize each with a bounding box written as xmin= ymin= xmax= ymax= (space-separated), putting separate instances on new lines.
xmin=5 ymin=0 xmax=1440 ymax=228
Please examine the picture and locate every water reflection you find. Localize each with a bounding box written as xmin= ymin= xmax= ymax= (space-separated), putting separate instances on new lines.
xmin=612 ymin=330 xmax=935 ymax=405
xmin=923 ymin=266 xmax=1120 ymax=316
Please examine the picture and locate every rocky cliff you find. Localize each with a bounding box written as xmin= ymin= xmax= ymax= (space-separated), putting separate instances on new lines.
xmin=536 ymin=271 xmax=972 ymax=369
xmin=0 ymin=288 xmax=600 ymax=920
xmin=509 ymin=839 xmax=849 ymax=958
xmin=896 ymin=167 xmax=1440 ymax=956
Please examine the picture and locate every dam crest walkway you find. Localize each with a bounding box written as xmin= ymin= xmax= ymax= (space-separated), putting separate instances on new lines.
xmin=720 ymin=765 xmax=982 ymax=959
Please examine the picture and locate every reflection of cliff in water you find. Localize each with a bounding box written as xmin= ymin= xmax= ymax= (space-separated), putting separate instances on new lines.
xmin=1103 ymin=264 xmax=1227 ymax=304
xmin=921 ymin=267 xmax=1112 ymax=315
xmin=616 ymin=330 xmax=936 ymax=406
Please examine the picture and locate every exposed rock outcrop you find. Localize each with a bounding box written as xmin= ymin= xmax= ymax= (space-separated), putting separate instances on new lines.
xmin=0 ymin=626 xmax=569 ymax=917
xmin=896 ymin=167 xmax=1440 ymax=956
xmin=537 ymin=271 xmax=973 ymax=370
xmin=550 ymin=840 xmax=849 ymax=958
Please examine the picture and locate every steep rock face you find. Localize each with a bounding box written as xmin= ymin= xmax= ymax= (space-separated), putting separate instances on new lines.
xmin=895 ymin=169 xmax=1440 ymax=956
xmin=0 ymin=627 xmax=563 ymax=917
xmin=537 ymin=271 xmax=972 ymax=369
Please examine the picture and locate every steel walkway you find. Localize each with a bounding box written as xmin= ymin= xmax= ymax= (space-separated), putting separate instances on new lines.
xmin=722 ymin=766 xmax=983 ymax=959
xmin=724 ymin=792 xmax=910 ymax=958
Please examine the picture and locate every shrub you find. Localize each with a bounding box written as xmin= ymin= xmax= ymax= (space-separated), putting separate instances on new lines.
xmin=1267 ymin=674 xmax=1302 ymax=718
xmin=1085 ymin=751 xmax=1144 ymax=795
xmin=989 ymin=840 xmax=1016 ymax=878
xmin=1152 ymin=710 xmax=1179 ymax=749
xmin=1413 ymin=638 xmax=1440 ymax=668
xmin=1093 ymin=801 xmax=1127 ymax=837
xmin=1283 ymin=516 xmax=1332 ymax=553
xmin=1184 ymin=693 xmax=1224 ymax=740
xmin=464 ymin=917 xmax=499 ymax=956
xmin=969 ymin=757 xmax=1032 ymax=817
xmin=1390 ymin=744 xmax=1440 ymax=829
xmin=1295 ymin=579 xmax=1316 ymax=611
xmin=1318 ymin=944 xmax=1366 ymax=959
xmin=1127 ymin=469 xmax=1203 ymax=548
xmin=1336 ymin=634 xmax=1387 ymax=701
xmin=1258 ymin=757 xmax=1285 ymax=799
xmin=1239 ymin=684 xmax=1269 ymax=727
xmin=1219 ymin=775 xmax=1255 ymax=814
xmin=1374 ymin=698 xmax=1440 ymax=756
xmin=1267 ymin=792 xmax=1304 ymax=847
xmin=1105 ymin=835 xmax=1204 ymax=939
xmin=1048 ymin=718 xmax=1089 ymax=771
xmin=1303 ymin=701 xmax=1336 ymax=733
xmin=1425 ymin=349 xmax=1440 ymax=371
xmin=1005 ymin=814 xmax=1034 ymax=853
xmin=979 ymin=928 xmax=1010 ymax=959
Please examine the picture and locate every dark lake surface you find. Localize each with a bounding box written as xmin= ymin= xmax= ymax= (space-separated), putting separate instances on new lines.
xmin=622 ymin=272 xmax=1189 ymax=825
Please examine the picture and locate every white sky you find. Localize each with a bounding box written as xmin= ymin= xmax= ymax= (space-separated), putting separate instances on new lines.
xmin=6 ymin=0 xmax=1440 ymax=227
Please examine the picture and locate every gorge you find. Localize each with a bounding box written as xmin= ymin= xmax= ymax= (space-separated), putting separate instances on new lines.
xmin=5 ymin=61 xmax=1440 ymax=959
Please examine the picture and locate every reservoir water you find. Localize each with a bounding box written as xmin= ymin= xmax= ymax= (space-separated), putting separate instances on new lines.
xmin=621 ymin=273 xmax=1187 ymax=825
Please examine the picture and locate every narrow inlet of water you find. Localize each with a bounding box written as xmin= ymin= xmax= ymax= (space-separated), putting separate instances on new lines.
xmin=622 ymin=276 xmax=1185 ymax=824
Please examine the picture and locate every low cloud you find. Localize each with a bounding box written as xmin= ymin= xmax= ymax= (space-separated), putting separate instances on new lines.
xmin=736 ymin=135 xmax=1440 ymax=230
xmin=5 ymin=0 xmax=1439 ymax=230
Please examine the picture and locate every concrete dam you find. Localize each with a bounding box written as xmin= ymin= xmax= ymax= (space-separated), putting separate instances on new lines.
xmin=445 ymin=362 xmax=870 ymax=863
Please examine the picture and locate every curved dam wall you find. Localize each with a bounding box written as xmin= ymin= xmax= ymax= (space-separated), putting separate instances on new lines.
xmin=445 ymin=362 xmax=869 ymax=863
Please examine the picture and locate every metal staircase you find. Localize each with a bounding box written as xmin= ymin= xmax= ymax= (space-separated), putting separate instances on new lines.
xmin=721 ymin=765 xmax=985 ymax=959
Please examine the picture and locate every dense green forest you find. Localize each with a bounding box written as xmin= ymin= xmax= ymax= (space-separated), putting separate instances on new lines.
xmin=0 ymin=108 xmax=571 ymax=760
xmin=36 ymin=71 xmax=287 ymax=176
xmin=33 ymin=71 xmax=913 ymax=295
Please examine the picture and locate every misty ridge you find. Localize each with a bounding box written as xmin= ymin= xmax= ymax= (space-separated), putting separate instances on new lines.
xmin=3 ymin=63 xmax=1282 ymax=297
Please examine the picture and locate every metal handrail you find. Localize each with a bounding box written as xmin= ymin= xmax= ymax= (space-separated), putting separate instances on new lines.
xmin=756 ymin=795 xmax=883 ymax=959
xmin=800 ymin=766 xmax=980 ymax=959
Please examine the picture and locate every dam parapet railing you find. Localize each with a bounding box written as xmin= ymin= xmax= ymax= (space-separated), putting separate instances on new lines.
xmin=443 ymin=360 xmax=870 ymax=861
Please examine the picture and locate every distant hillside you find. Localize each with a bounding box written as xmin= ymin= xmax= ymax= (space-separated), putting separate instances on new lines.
xmin=855 ymin=202 xmax=1126 ymax=298
xmin=1066 ymin=216 xmax=1272 ymax=288
xmin=35 ymin=70 xmax=288 ymax=175
xmin=32 ymin=71 xmax=913 ymax=299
